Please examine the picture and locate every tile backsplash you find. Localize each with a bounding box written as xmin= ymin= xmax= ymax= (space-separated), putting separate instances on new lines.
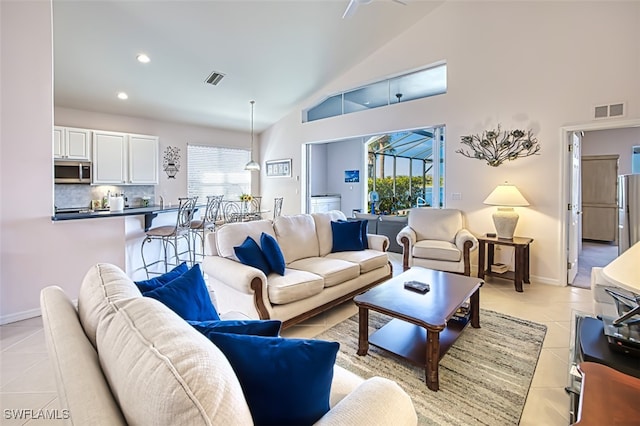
xmin=55 ymin=184 xmax=156 ymax=209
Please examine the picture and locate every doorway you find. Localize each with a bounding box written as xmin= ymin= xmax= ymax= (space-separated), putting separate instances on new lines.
xmin=563 ymin=119 xmax=640 ymax=288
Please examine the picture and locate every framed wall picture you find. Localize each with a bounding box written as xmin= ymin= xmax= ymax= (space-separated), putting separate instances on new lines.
xmin=266 ymin=158 xmax=292 ymax=178
xmin=345 ymin=170 xmax=359 ymax=183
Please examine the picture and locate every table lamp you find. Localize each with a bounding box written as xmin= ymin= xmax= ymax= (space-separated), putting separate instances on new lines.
xmin=483 ymin=182 xmax=529 ymax=239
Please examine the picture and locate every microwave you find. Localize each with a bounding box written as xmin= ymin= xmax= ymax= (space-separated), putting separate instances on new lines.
xmin=54 ymin=161 xmax=92 ymax=184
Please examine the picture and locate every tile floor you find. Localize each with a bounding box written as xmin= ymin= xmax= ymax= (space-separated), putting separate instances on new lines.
xmin=1 ymin=253 xmax=594 ymax=425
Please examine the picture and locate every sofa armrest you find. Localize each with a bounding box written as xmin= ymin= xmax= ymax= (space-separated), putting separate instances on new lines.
xmin=396 ymin=226 xmax=416 ymax=271
xmin=202 ymin=256 xmax=266 ymax=294
xmin=201 ymin=255 xmax=271 ymax=320
xmin=315 ymin=377 xmax=417 ymax=426
xmin=455 ymin=228 xmax=478 ymax=253
xmin=366 ymin=234 xmax=389 ymax=252
xmin=454 ymin=229 xmax=477 ymax=276
xmin=396 ymin=225 xmax=416 ymax=247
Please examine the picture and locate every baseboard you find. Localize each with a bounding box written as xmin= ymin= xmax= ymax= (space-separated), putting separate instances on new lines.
xmin=0 ymin=298 xmax=78 ymax=325
xmin=0 ymin=307 xmax=42 ymax=325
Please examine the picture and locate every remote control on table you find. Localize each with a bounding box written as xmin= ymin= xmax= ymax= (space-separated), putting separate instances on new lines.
xmin=404 ymin=280 xmax=430 ymax=293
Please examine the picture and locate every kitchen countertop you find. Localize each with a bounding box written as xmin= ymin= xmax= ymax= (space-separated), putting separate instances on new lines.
xmin=52 ymin=204 xmax=199 ymax=231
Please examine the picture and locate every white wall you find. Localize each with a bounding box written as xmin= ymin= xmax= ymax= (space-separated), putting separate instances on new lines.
xmin=308 ymin=143 xmax=328 ymax=196
xmin=582 ymin=127 xmax=640 ymax=176
xmin=0 ymin=3 xmax=256 ymax=323
xmin=326 ymin=139 xmax=365 ymax=217
xmin=260 ymin=1 xmax=640 ymax=286
xmin=1 ymin=1 xmax=121 ymax=323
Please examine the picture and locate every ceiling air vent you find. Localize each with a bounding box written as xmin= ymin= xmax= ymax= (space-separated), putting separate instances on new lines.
xmin=205 ymin=71 xmax=225 ymax=86
xmin=593 ymin=102 xmax=625 ymax=120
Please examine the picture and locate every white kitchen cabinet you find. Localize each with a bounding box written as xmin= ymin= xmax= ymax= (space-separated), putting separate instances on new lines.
xmin=93 ymin=131 xmax=126 ymax=184
xmin=309 ymin=195 xmax=341 ymax=213
xmin=128 ymin=134 xmax=159 ymax=184
xmin=93 ymin=131 xmax=159 ymax=185
xmin=53 ymin=126 xmax=91 ymax=160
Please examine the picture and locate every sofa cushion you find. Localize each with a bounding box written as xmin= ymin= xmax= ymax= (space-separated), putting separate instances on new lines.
xmin=188 ymin=319 xmax=282 ymax=338
xmin=144 ymin=264 xmax=220 ymax=321
xmin=274 ymin=214 xmax=320 ymax=263
xmin=326 ymin=249 xmax=389 ymax=274
xmin=408 ymin=208 xmax=462 ymax=243
xmin=206 ymin=332 xmax=339 ymax=426
xmin=78 ymin=263 xmax=143 ymax=348
xmin=413 ymin=240 xmax=461 ymax=262
xmin=331 ymin=220 xmax=365 ymax=252
xmin=234 ymin=236 xmax=271 ymax=276
xmin=215 ymin=220 xmax=276 ymax=260
xmin=312 ymin=210 xmax=348 ymax=257
xmin=260 ymin=232 xmax=286 ymax=275
xmin=288 ymin=257 xmax=360 ymax=288
xmin=97 ymin=297 xmax=253 ymax=425
xmin=134 ymin=262 xmax=188 ymax=293
xmin=267 ymin=269 xmax=325 ymax=304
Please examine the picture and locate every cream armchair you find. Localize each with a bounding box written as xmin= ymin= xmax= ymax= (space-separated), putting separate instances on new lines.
xmin=396 ymin=208 xmax=478 ymax=275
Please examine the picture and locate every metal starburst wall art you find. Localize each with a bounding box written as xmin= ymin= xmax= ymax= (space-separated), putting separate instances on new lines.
xmin=456 ymin=125 xmax=540 ymax=167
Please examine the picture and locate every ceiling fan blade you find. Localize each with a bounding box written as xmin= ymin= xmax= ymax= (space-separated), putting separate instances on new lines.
xmin=392 ymin=0 xmax=408 ymax=4
xmin=342 ymin=0 xmax=359 ymax=19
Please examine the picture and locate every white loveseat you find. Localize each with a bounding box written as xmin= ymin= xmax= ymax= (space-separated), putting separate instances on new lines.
xmin=40 ymin=263 xmax=417 ymax=425
xmin=202 ymin=210 xmax=392 ymax=328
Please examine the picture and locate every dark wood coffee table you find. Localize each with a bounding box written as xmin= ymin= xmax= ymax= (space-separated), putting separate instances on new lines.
xmin=353 ymin=266 xmax=482 ymax=391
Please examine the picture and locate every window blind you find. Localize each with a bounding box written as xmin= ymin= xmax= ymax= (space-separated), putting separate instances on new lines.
xmin=187 ymin=144 xmax=251 ymax=201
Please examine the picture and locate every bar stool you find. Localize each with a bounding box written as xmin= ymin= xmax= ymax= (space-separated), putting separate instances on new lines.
xmin=190 ymin=195 xmax=223 ymax=262
xmin=141 ymin=197 xmax=197 ymax=278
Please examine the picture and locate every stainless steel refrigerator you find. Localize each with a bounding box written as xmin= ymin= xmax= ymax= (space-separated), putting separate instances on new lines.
xmin=618 ymin=174 xmax=640 ymax=254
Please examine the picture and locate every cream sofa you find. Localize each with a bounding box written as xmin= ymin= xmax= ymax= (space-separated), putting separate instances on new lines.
xmin=40 ymin=263 xmax=417 ymax=425
xmin=202 ymin=210 xmax=392 ymax=328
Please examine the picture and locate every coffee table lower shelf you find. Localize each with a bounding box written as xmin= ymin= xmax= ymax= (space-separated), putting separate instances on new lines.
xmin=368 ymin=316 xmax=470 ymax=366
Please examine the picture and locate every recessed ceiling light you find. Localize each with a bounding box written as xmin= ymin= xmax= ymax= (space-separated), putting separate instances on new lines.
xmin=117 ymin=92 xmax=128 ymax=100
xmin=137 ymin=54 xmax=150 ymax=64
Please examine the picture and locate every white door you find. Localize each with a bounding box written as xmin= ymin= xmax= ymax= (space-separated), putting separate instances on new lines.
xmin=567 ymin=132 xmax=581 ymax=284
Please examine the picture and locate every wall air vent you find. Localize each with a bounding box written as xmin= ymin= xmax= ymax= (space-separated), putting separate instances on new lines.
xmin=205 ymin=71 xmax=225 ymax=86
xmin=593 ymin=102 xmax=625 ymax=120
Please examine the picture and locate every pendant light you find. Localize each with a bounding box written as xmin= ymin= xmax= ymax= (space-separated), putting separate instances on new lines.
xmin=245 ymin=100 xmax=260 ymax=171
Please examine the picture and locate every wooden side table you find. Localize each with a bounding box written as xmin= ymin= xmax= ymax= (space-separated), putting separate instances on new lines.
xmin=477 ymin=235 xmax=533 ymax=292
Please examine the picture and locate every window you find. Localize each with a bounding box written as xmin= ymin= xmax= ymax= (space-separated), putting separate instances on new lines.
xmin=187 ymin=144 xmax=251 ymax=201
xmin=633 ymin=145 xmax=640 ymax=174
xmin=303 ymin=63 xmax=447 ymax=123
xmin=367 ymin=126 xmax=445 ymax=213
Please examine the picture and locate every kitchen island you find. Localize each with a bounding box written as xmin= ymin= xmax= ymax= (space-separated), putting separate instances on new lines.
xmin=52 ymin=205 xmax=200 ymax=231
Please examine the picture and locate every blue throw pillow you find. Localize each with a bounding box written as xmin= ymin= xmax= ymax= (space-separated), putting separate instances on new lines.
xmin=134 ymin=262 xmax=188 ymax=293
xmin=358 ymin=219 xmax=369 ymax=249
xmin=234 ymin=236 xmax=271 ymax=276
xmin=331 ymin=220 xmax=364 ymax=252
xmin=339 ymin=219 xmax=369 ymax=250
xmin=187 ymin=319 xmax=282 ymax=338
xmin=207 ymin=332 xmax=339 ymax=425
xmin=144 ymin=264 xmax=220 ymax=321
xmin=260 ymin=232 xmax=286 ymax=275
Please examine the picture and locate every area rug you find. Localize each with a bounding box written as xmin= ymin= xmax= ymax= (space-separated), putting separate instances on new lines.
xmin=316 ymin=309 xmax=547 ymax=426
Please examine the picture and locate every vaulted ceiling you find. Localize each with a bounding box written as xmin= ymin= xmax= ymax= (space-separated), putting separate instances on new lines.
xmin=53 ymin=0 xmax=443 ymax=132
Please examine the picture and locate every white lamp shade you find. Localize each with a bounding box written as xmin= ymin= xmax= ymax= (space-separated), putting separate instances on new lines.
xmin=484 ymin=183 xmax=529 ymax=239
xmin=483 ymin=184 xmax=529 ymax=206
